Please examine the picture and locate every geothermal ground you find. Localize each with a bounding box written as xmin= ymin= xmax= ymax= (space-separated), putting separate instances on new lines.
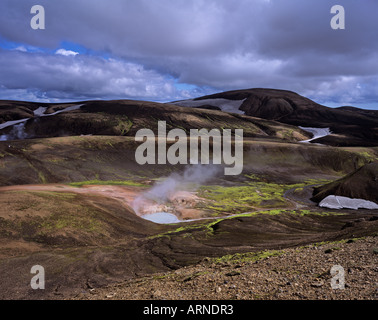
xmin=0 ymin=93 xmax=377 ymax=300
xmin=0 ymin=135 xmax=377 ymax=300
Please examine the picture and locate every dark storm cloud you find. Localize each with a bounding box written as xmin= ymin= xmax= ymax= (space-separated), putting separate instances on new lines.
xmin=0 ymin=0 xmax=377 ymax=106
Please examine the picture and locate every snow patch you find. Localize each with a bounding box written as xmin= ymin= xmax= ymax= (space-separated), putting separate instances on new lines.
xmin=299 ymin=126 xmax=331 ymax=143
xmin=0 ymin=118 xmax=30 ymax=131
xmin=47 ymin=104 xmax=83 ymax=116
xmin=319 ymin=195 xmax=378 ymax=210
xmin=33 ymin=107 xmax=47 ymax=117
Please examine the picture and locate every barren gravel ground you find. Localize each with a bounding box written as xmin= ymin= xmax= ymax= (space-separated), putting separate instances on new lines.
xmin=73 ymin=236 xmax=378 ymax=300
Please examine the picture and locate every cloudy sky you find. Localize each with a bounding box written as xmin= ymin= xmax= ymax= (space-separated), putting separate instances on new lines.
xmin=0 ymin=0 xmax=377 ymax=109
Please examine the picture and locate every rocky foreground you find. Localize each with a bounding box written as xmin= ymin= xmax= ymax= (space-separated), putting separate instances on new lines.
xmin=73 ymin=236 xmax=378 ymax=300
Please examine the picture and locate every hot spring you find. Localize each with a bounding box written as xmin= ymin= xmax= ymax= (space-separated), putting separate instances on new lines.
xmin=132 ymin=165 xmax=221 ymax=224
xmin=141 ymin=212 xmax=181 ymax=224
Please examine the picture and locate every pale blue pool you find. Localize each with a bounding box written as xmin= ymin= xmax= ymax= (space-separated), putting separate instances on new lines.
xmin=141 ymin=212 xmax=180 ymax=224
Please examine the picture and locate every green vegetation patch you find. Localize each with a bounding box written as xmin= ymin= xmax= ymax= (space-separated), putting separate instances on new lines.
xmin=0 ymin=191 xmax=107 ymax=240
xmin=114 ymin=116 xmax=133 ymax=135
xmin=221 ymin=209 xmax=337 ymax=217
xmin=69 ymin=179 xmax=146 ymax=187
xmin=149 ymin=208 xmax=341 ymax=240
xmin=148 ymin=217 xmax=227 ymax=240
xmin=31 ymin=191 xmax=78 ymax=200
xmin=343 ymin=148 xmax=378 ymax=162
xmin=209 ymin=249 xmax=284 ymax=265
xmin=197 ymin=178 xmax=332 ymax=215
xmin=39 ymin=206 xmax=103 ymax=233
xmin=197 ymin=183 xmax=289 ymax=214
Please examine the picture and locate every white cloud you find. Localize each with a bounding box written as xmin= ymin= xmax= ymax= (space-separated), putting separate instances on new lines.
xmin=55 ymin=49 xmax=79 ymax=56
xmin=0 ymin=50 xmax=204 ymax=102
xmin=14 ymin=46 xmax=27 ymax=52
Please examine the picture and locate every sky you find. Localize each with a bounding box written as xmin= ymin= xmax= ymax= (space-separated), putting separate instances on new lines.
xmin=0 ymin=0 xmax=377 ymax=109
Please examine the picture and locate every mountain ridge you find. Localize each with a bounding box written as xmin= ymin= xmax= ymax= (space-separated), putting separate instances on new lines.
xmin=1 ymin=87 xmax=377 ymax=146
xmin=0 ymin=98 xmax=311 ymax=143
xmin=175 ymin=88 xmax=378 ymax=147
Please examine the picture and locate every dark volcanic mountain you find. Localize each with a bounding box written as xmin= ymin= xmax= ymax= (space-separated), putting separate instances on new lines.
xmin=1 ymin=88 xmax=378 ymax=147
xmin=336 ymin=106 xmax=378 ymax=117
xmin=183 ymin=88 xmax=378 ymax=147
xmin=311 ymin=162 xmax=378 ymax=204
xmin=0 ymin=99 xmax=310 ymax=143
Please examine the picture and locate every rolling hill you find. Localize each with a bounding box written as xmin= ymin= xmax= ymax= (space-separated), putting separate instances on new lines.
xmin=174 ymin=88 xmax=378 ymax=147
xmin=0 ymin=99 xmax=311 ymax=143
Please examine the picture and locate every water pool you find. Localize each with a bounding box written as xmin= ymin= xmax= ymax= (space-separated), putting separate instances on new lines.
xmin=141 ymin=212 xmax=180 ymax=224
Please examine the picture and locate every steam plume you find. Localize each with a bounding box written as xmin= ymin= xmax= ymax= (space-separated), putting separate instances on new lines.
xmin=132 ymin=164 xmax=221 ymax=214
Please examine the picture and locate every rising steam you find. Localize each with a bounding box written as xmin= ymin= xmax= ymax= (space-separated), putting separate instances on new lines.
xmin=0 ymin=122 xmax=28 ymax=141
xmin=132 ymin=164 xmax=221 ymax=215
